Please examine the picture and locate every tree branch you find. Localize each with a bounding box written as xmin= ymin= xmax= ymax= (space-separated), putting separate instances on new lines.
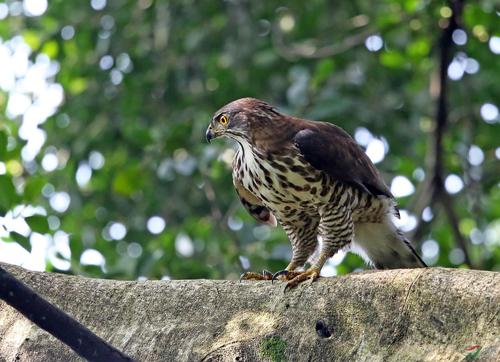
xmin=439 ymin=191 xmax=472 ymax=262
xmin=433 ymin=0 xmax=472 ymax=267
xmin=1 ymin=263 xmax=499 ymax=361
xmin=272 ymin=24 xmax=374 ymax=61
xmin=410 ymin=0 xmax=473 ymax=267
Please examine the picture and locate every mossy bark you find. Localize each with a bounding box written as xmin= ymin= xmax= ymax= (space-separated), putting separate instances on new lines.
xmin=0 ymin=263 xmax=499 ymax=361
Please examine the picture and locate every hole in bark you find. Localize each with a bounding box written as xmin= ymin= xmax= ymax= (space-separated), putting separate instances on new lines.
xmin=315 ymin=320 xmax=331 ymax=338
xmin=285 ymin=303 xmax=290 ymax=309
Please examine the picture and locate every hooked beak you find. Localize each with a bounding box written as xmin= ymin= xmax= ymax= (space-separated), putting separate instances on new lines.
xmin=206 ymin=127 xmax=214 ymax=143
xmin=206 ymin=124 xmax=223 ymax=143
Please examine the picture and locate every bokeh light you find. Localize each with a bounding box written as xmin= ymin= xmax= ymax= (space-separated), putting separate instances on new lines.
xmin=445 ymin=174 xmax=464 ymax=194
xmin=480 ymin=103 xmax=499 ymax=123
xmin=452 ymin=29 xmax=467 ymax=45
xmin=175 ymin=233 xmax=194 ymax=257
xmin=76 ymin=162 xmax=92 ymax=187
xmin=365 ymin=35 xmax=383 ymax=52
xmin=23 ymin=0 xmax=48 ymax=17
xmin=90 ymin=0 xmax=106 ymax=11
xmin=422 ymin=239 xmax=439 ymax=265
xmin=390 ymin=176 xmax=415 ymax=198
xmin=489 ymin=36 xmax=500 ymax=54
xmin=365 ymin=138 xmax=386 ymax=164
xmin=80 ymin=249 xmax=106 ymax=266
xmin=49 ymin=192 xmax=71 ymax=213
xmin=109 ymin=222 xmax=127 ymax=240
xmin=147 ymin=216 xmax=166 ymax=234
xmin=467 ymin=145 xmax=484 ymax=166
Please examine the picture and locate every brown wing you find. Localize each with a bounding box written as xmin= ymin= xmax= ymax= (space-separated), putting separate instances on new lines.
xmin=293 ymin=122 xmax=393 ymax=199
xmin=233 ymin=178 xmax=277 ymax=227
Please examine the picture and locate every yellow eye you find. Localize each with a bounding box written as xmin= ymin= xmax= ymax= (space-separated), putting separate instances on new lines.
xmin=219 ymin=115 xmax=229 ymax=125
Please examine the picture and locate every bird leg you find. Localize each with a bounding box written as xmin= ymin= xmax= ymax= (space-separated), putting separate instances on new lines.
xmin=281 ymin=250 xmax=332 ymax=289
xmin=272 ymin=219 xmax=321 ymax=283
xmin=239 ymin=269 xmax=273 ymax=281
xmin=282 ymin=205 xmax=353 ymax=289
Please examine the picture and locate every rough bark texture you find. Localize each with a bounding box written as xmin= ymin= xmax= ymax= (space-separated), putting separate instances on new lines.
xmin=0 ymin=263 xmax=499 ymax=362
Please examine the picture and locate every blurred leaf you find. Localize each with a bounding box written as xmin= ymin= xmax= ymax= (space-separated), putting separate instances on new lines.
xmin=25 ymin=215 xmax=50 ymax=233
xmin=42 ymin=40 xmax=59 ymax=58
xmin=10 ymin=232 xmax=30 ymax=251
xmin=68 ymin=78 xmax=88 ymax=95
xmin=0 ymin=130 xmax=7 ymax=159
xmin=112 ymin=165 xmax=145 ymax=196
xmin=123 ymin=125 xmax=153 ymax=147
xmin=407 ymin=38 xmax=431 ymax=58
xmin=24 ymin=177 xmax=46 ymax=202
xmin=311 ymin=59 xmax=335 ymax=89
xmin=380 ymin=51 xmax=407 ymax=68
xmin=22 ymin=30 xmax=42 ymax=49
xmin=403 ymin=0 xmax=420 ymax=13
xmin=0 ymin=175 xmax=19 ymax=212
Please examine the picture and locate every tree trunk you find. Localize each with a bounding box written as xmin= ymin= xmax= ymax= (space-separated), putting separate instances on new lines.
xmin=0 ymin=263 xmax=499 ymax=361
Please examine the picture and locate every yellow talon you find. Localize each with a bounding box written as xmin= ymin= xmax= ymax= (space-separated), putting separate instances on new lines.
xmin=285 ymin=268 xmax=320 ymax=289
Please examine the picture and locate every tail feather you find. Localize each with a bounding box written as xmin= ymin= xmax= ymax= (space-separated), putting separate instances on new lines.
xmin=351 ymin=218 xmax=427 ymax=269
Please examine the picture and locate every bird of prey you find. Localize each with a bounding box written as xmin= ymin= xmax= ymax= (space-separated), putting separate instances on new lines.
xmin=206 ymin=98 xmax=426 ymax=288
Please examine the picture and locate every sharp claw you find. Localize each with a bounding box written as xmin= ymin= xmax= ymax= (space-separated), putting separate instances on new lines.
xmin=239 ymin=273 xmax=247 ymax=282
xmin=262 ymin=269 xmax=273 ymax=279
xmin=271 ymin=270 xmax=289 ymax=284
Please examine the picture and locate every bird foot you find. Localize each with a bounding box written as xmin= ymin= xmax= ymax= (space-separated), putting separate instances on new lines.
xmin=239 ymin=269 xmax=273 ymax=281
xmin=240 ymin=268 xmax=320 ymax=289
xmin=271 ymin=270 xmax=302 ymax=283
xmin=277 ymin=268 xmax=320 ymax=290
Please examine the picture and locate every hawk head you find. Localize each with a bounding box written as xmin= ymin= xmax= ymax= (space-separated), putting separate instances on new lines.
xmin=205 ymin=98 xmax=280 ymax=143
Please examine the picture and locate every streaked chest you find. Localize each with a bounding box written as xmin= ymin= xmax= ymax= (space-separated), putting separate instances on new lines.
xmin=232 ymin=143 xmax=327 ymax=209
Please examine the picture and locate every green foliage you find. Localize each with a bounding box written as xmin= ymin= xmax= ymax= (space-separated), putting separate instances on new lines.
xmin=25 ymin=215 xmax=50 ymax=234
xmin=0 ymin=175 xmax=19 ymax=213
xmin=260 ymin=335 xmax=287 ymax=362
xmin=0 ymin=0 xmax=499 ymax=280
